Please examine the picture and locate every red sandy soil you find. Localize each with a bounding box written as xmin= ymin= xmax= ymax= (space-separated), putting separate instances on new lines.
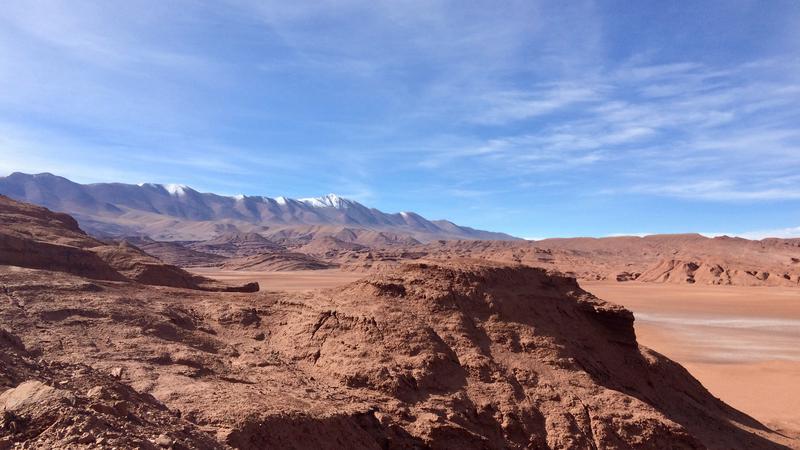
xmin=583 ymin=281 xmax=800 ymax=439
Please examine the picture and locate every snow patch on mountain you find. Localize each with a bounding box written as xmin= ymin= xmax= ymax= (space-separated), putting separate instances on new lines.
xmin=164 ymin=184 xmax=189 ymax=196
xmin=299 ymin=194 xmax=353 ymax=209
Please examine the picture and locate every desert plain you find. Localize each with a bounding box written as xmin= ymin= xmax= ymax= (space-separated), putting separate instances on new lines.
xmin=584 ymin=281 xmax=800 ymax=438
xmin=189 ymin=268 xmax=366 ymax=292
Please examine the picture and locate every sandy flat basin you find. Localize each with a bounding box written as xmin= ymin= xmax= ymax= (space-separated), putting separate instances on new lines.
xmin=583 ymin=281 xmax=800 ymax=436
xmin=189 ymin=268 xmax=366 ymax=292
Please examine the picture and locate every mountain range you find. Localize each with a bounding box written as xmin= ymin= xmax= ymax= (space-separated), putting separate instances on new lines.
xmin=0 ymin=172 xmax=517 ymax=242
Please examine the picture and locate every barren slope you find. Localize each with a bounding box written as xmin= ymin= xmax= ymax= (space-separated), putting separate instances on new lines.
xmin=0 ymin=195 xmax=256 ymax=292
xmin=0 ymin=327 xmax=221 ymax=449
xmin=0 ymin=261 xmax=794 ymax=448
xmin=124 ymin=236 xmax=227 ymax=267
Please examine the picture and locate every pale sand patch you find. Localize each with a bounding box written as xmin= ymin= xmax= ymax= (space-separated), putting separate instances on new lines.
xmin=189 ymin=268 xmax=366 ymax=292
xmin=682 ymin=361 xmax=800 ymax=437
xmin=583 ymin=281 xmax=800 ymax=436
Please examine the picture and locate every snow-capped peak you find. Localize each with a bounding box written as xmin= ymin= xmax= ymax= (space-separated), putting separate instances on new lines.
xmin=164 ymin=183 xmax=189 ymax=196
xmin=299 ymin=193 xmax=354 ymax=209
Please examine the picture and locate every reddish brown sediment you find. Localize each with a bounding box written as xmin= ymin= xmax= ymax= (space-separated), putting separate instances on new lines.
xmin=1 ymin=195 xmax=797 ymax=448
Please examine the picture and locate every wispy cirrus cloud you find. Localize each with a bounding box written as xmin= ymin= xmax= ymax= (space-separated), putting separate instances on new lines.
xmin=469 ymin=84 xmax=601 ymax=124
xmin=624 ymin=180 xmax=800 ymax=202
xmin=409 ymin=56 xmax=800 ymax=204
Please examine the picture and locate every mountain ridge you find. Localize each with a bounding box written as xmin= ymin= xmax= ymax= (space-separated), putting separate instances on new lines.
xmin=0 ymin=172 xmax=518 ymax=242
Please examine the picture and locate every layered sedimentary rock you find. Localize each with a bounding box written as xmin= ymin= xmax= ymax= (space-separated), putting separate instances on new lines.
xmin=0 ymin=195 xmax=256 ymax=292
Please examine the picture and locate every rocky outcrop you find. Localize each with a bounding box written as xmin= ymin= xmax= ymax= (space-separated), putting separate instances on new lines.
xmin=0 ymin=328 xmax=221 ymax=449
xmin=638 ymin=259 xmax=704 ymax=284
xmin=0 ymin=260 xmax=793 ymax=448
xmin=264 ymin=262 xmax=788 ymax=448
xmin=348 ymin=237 xmax=800 ymax=287
xmin=0 ymin=231 xmax=127 ymax=282
xmin=0 ymin=195 xmax=257 ymax=292
xmin=638 ymin=258 xmax=800 ymax=286
xmin=123 ymin=236 xmax=227 ymax=267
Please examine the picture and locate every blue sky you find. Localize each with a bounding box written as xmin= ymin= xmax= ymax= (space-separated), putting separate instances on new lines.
xmin=1 ymin=1 xmax=799 ymax=239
